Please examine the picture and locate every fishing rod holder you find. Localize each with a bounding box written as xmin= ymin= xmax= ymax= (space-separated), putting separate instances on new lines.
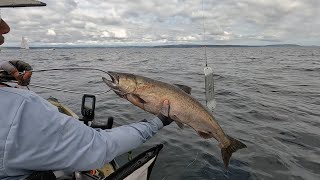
xmin=91 ymin=117 xmax=114 ymax=130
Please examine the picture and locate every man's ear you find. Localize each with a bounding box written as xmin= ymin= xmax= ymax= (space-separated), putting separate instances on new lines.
xmin=0 ymin=19 xmax=10 ymax=34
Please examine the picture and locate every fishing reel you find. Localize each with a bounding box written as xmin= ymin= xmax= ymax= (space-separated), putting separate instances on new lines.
xmin=0 ymin=70 xmax=15 ymax=82
xmin=0 ymin=70 xmax=32 ymax=85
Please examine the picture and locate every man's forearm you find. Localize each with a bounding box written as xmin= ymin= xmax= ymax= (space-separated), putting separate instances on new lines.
xmin=99 ymin=117 xmax=164 ymax=162
xmin=3 ymin=87 xmax=166 ymax=174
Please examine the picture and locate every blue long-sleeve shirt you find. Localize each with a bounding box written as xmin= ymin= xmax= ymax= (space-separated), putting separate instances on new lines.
xmin=0 ymin=87 xmax=164 ymax=180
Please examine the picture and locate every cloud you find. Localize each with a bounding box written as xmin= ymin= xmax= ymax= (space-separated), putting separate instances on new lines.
xmin=1 ymin=0 xmax=319 ymax=46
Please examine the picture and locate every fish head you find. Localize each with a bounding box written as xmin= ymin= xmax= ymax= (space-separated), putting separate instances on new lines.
xmin=102 ymin=71 xmax=138 ymax=97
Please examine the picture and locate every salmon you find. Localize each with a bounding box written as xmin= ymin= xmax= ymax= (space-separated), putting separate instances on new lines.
xmin=102 ymin=71 xmax=246 ymax=168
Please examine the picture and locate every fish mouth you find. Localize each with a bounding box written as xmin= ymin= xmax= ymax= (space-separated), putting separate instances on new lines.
xmin=102 ymin=71 xmax=121 ymax=92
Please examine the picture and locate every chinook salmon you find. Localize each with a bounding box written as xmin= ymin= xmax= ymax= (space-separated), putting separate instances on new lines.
xmin=102 ymin=72 xmax=246 ymax=168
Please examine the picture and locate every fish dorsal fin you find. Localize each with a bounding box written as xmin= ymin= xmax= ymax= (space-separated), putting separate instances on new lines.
xmin=174 ymin=84 xmax=192 ymax=94
xmin=126 ymin=94 xmax=146 ymax=110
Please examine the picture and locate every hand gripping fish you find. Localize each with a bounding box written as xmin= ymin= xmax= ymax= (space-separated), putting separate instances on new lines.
xmin=102 ymin=71 xmax=246 ymax=169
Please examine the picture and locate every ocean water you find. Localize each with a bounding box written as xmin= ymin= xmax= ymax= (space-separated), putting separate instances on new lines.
xmin=1 ymin=47 xmax=319 ymax=180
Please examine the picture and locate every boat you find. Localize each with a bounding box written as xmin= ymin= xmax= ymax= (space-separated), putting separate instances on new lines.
xmin=21 ymin=36 xmax=30 ymax=49
xmin=46 ymin=95 xmax=163 ymax=180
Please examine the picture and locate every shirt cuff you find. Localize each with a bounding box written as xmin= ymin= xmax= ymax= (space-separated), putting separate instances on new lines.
xmin=1 ymin=61 xmax=16 ymax=74
xmin=149 ymin=116 xmax=164 ymax=129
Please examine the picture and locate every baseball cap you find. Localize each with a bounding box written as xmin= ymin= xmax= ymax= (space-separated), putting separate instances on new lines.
xmin=0 ymin=0 xmax=46 ymax=8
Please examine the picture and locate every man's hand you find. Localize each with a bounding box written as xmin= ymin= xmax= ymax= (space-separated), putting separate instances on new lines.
xmin=9 ymin=60 xmax=32 ymax=86
xmin=157 ymin=100 xmax=174 ymax=126
xmin=12 ymin=70 xmax=32 ymax=86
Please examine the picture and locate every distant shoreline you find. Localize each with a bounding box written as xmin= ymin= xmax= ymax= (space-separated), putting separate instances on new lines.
xmin=2 ymin=44 xmax=318 ymax=49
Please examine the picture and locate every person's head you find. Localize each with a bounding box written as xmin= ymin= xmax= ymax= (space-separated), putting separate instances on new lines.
xmin=0 ymin=18 xmax=10 ymax=45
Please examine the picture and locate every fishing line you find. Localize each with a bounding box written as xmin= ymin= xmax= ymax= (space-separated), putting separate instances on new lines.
xmin=185 ymin=151 xmax=199 ymax=168
xmin=31 ymin=67 xmax=109 ymax=74
xmin=28 ymin=83 xmax=112 ymax=95
xmin=202 ymin=0 xmax=208 ymax=67
xmin=7 ymin=80 xmax=112 ymax=95
xmin=30 ymin=67 xmax=112 ymax=95
xmin=4 ymin=67 xmax=113 ymax=95
xmin=182 ymin=150 xmax=199 ymax=174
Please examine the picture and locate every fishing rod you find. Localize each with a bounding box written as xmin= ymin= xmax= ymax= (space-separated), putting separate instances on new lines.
xmin=31 ymin=67 xmax=111 ymax=95
xmin=1 ymin=67 xmax=112 ymax=95
xmin=4 ymin=79 xmax=112 ymax=95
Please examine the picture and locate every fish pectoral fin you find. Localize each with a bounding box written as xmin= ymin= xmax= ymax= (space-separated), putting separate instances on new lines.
xmin=174 ymin=84 xmax=192 ymax=94
xmin=197 ymin=131 xmax=212 ymax=139
xmin=172 ymin=115 xmax=184 ymax=129
xmin=114 ymin=91 xmax=125 ymax=98
xmin=175 ymin=121 xmax=184 ymax=129
xmin=126 ymin=94 xmax=146 ymax=110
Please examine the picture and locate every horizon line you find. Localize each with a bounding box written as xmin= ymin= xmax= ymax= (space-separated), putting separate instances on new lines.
xmin=2 ymin=43 xmax=318 ymax=48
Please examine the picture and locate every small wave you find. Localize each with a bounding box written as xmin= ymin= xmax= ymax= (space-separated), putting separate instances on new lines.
xmin=246 ymin=57 xmax=258 ymax=60
xmin=63 ymin=57 xmax=73 ymax=60
xmin=216 ymin=90 xmax=238 ymax=96
xmin=213 ymin=74 xmax=225 ymax=80
xmin=293 ymin=156 xmax=320 ymax=175
xmin=290 ymin=67 xmax=320 ymax=72
xmin=275 ymin=137 xmax=308 ymax=148
xmin=279 ymin=131 xmax=297 ymax=138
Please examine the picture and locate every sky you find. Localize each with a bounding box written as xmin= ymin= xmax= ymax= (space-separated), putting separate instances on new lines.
xmin=1 ymin=0 xmax=320 ymax=46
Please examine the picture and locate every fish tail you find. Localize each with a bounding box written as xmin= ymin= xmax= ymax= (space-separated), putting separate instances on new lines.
xmin=221 ymin=135 xmax=247 ymax=169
